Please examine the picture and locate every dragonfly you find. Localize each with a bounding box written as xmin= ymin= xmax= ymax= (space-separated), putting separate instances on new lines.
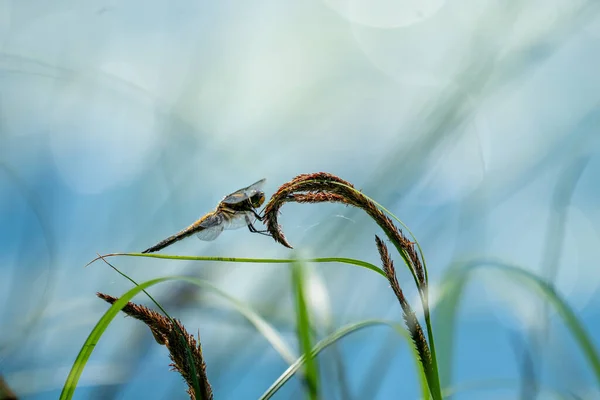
xmin=141 ymin=179 xmax=269 ymax=253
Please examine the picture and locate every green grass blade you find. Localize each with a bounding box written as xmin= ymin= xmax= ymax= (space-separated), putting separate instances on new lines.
xmin=105 ymin=260 xmax=297 ymax=364
xmin=103 ymin=258 xmax=297 ymax=365
xmin=291 ymin=260 xmax=320 ymax=399
xmin=314 ymin=180 xmax=429 ymax=283
xmin=60 ymin=275 xmax=297 ymax=399
xmin=316 ymin=182 xmax=441 ymax=399
xmin=259 ymin=319 xmax=430 ymax=400
xmin=85 ymin=253 xmax=387 ymax=279
xmin=184 ymin=277 xmax=297 ymax=365
xmin=97 ymin=256 xmax=202 ymax=398
xmin=488 ymin=261 xmax=600 ymax=385
xmin=433 ymin=266 xmax=470 ymax=391
xmin=81 ymin=254 xmax=436 ymax=396
xmin=436 ymin=259 xmax=600 ymax=391
xmin=60 ymin=276 xmax=171 ymax=399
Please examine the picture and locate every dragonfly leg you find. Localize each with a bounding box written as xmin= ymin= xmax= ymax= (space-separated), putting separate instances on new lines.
xmin=251 ymin=209 xmax=264 ymax=221
xmin=247 ymin=222 xmax=271 ymax=237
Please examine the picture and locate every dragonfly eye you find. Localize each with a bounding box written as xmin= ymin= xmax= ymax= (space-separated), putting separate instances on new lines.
xmin=251 ymin=192 xmax=265 ymax=208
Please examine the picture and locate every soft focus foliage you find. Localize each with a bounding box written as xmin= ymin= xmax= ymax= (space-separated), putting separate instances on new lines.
xmin=1 ymin=1 xmax=600 ymax=398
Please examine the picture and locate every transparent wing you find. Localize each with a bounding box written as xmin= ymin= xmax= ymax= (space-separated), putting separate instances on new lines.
xmin=196 ymin=225 xmax=224 ymax=241
xmin=198 ymin=213 xmax=223 ymax=229
xmin=221 ymin=211 xmax=255 ymax=231
xmin=196 ymin=213 xmax=225 ymax=241
xmin=222 ymin=178 xmax=266 ymax=204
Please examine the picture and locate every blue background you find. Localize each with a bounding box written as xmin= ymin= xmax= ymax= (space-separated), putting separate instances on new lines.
xmin=1 ymin=1 xmax=600 ymax=399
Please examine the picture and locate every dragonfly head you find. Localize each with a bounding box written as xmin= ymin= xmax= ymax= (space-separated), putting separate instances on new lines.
xmin=249 ymin=191 xmax=265 ymax=208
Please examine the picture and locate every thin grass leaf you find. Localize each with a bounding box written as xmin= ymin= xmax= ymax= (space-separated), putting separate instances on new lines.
xmin=259 ymin=319 xmax=430 ymax=400
xmin=97 ymin=255 xmax=203 ymax=399
xmin=85 ymin=253 xmax=387 ymax=279
xmin=323 ymin=180 xmax=430 ymax=284
xmin=375 ymin=236 xmax=435 ymax=398
xmin=60 ymin=276 xmax=171 ymax=400
xmin=81 ymin=250 xmax=430 ymax=397
xmin=97 ymin=292 xmax=210 ymax=399
xmin=363 ymin=195 xmax=443 ymax=400
xmin=291 ymin=259 xmax=320 ymax=399
xmin=436 ymin=259 xmax=600 ymax=392
xmin=86 ymin=252 xmax=387 ymax=367
xmin=60 ymin=275 xmax=297 ymax=399
xmin=509 ymin=331 xmax=538 ymax=400
xmin=162 ymin=275 xmax=297 ymax=364
xmin=434 ymin=269 xmax=470 ymax=392
xmin=490 ymin=262 xmax=600 ymax=386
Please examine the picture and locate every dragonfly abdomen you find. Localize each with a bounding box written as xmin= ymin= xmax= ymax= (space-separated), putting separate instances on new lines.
xmin=141 ymin=234 xmax=180 ymax=253
xmin=141 ymin=218 xmax=208 ymax=253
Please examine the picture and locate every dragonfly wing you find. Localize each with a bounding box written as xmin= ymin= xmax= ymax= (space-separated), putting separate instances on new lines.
xmin=222 ymin=178 xmax=266 ymax=204
xmin=196 ymin=213 xmax=225 ymax=241
xmin=198 ymin=213 xmax=222 ymax=228
xmin=196 ymin=225 xmax=224 ymax=241
xmin=222 ymin=212 xmax=254 ymax=230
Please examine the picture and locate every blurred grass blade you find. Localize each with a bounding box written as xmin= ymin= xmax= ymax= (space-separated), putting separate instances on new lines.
xmin=60 ymin=275 xmax=296 ymax=399
xmin=259 ymin=319 xmax=430 ymax=400
xmin=196 ymin=277 xmax=297 ymax=364
xmin=435 ymin=259 xmax=600 ymax=393
xmin=108 ymin=262 xmax=297 ymax=365
xmin=291 ymin=259 xmax=320 ymax=399
xmin=491 ymin=262 xmax=600 ymax=386
xmin=434 ymin=267 xmax=470 ymax=391
xmin=0 ymin=376 xmax=17 ymax=400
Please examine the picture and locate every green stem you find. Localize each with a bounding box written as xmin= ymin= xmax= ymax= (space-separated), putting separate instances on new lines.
xmin=424 ymin=311 xmax=442 ymax=400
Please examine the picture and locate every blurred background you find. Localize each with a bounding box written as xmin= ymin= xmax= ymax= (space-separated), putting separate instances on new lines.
xmin=1 ymin=0 xmax=600 ymax=399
